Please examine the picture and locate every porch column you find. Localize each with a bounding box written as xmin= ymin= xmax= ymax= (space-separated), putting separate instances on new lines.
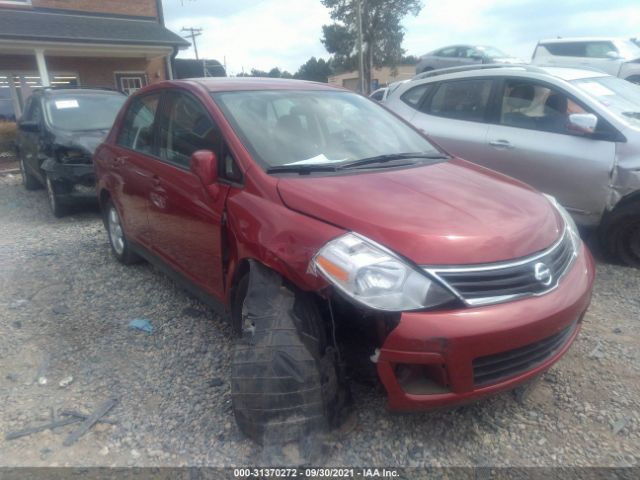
xmin=34 ymin=49 xmax=50 ymax=87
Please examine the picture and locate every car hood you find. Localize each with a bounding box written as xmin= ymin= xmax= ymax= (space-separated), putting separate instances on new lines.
xmin=276 ymin=160 xmax=564 ymax=265
xmin=51 ymin=128 xmax=110 ymax=154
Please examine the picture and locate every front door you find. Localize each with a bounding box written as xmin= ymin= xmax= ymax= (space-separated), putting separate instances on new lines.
xmin=482 ymin=78 xmax=616 ymax=222
xmin=146 ymin=89 xmax=230 ymax=300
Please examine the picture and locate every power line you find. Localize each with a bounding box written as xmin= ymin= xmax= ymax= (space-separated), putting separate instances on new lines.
xmin=181 ymin=27 xmax=202 ymax=60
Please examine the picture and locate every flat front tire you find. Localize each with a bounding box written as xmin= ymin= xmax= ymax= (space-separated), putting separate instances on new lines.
xmin=105 ymin=199 xmax=139 ymax=265
xmin=601 ymin=200 xmax=640 ymax=268
xmin=231 ymin=263 xmax=346 ymax=444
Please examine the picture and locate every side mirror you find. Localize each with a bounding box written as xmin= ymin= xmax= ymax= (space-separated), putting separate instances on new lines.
xmin=18 ymin=120 xmax=40 ymax=133
xmin=470 ymin=53 xmax=484 ymax=61
xmin=568 ymin=113 xmax=598 ymax=135
xmin=190 ymin=150 xmax=219 ymax=198
xmin=606 ymin=51 xmax=621 ymax=60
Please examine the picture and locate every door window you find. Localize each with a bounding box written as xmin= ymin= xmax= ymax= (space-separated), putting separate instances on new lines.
xmin=158 ymin=92 xmax=220 ymax=168
xmin=401 ymin=84 xmax=432 ymax=108
xmin=22 ymin=96 xmax=42 ymax=123
xmin=426 ymin=79 xmax=493 ymax=121
xmin=117 ymin=94 xmax=160 ymax=155
xmin=585 ymin=42 xmax=617 ymax=58
xmin=436 ymin=47 xmax=458 ymax=57
xmin=499 ymin=79 xmax=587 ymax=134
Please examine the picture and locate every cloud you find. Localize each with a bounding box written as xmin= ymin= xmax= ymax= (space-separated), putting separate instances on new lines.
xmin=161 ymin=0 xmax=640 ymax=74
xmin=403 ymin=0 xmax=640 ymax=60
xmin=162 ymin=0 xmax=331 ymax=75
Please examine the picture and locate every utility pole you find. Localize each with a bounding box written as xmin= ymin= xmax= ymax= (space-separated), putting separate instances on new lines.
xmin=181 ymin=27 xmax=202 ymax=60
xmin=356 ymin=0 xmax=365 ymax=94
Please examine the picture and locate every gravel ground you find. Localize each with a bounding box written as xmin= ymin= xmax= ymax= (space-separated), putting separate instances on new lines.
xmin=0 ymin=173 xmax=638 ymax=468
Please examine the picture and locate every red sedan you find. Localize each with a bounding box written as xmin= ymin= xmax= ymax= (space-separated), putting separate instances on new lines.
xmin=94 ymin=78 xmax=595 ymax=444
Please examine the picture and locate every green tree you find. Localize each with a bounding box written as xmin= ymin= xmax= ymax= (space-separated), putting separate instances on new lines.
xmin=321 ymin=0 xmax=423 ymax=93
xmin=294 ymin=57 xmax=333 ymax=83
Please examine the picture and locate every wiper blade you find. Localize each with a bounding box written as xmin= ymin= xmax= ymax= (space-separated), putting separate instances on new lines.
xmin=266 ymin=164 xmax=339 ymax=174
xmin=337 ymin=152 xmax=449 ymax=170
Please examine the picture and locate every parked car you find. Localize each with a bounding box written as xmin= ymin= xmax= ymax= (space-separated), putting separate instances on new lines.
xmin=16 ymin=88 xmax=126 ymax=216
xmin=532 ymin=37 xmax=640 ymax=84
xmin=416 ymin=45 xmax=522 ymax=74
xmin=95 ymin=77 xmax=594 ymax=443
xmin=385 ymin=64 xmax=640 ymax=266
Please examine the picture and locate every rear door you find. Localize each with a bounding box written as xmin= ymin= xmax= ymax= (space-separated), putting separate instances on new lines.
xmin=145 ymin=89 xmax=232 ymax=300
xmin=109 ymin=92 xmax=161 ymax=246
xmin=482 ymin=77 xmax=616 ymax=221
xmin=407 ymin=77 xmax=495 ymax=161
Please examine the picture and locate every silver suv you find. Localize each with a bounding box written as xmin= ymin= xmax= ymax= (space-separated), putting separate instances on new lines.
xmin=385 ymin=64 xmax=640 ymax=266
xmin=532 ymin=37 xmax=640 ymax=84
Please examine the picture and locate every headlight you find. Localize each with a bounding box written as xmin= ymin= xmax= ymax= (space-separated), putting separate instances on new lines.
xmin=544 ymin=194 xmax=581 ymax=253
xmin=311 ymin=233 xmax=456 ymax=312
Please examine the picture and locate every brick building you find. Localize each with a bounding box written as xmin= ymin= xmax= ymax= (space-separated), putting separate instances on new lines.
xmin=0 ymin=0 xmax=189 ymax=120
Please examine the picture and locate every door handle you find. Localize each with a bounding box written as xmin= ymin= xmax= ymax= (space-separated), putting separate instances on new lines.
xmin=489 ymin=140 xmax=514 ymax=150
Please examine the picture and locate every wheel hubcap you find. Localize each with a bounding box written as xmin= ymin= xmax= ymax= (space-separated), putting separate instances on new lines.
xmin=108 ymin=207 xmax=125 ymax=255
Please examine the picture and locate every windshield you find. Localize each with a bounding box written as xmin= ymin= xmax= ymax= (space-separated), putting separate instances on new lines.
xmin=477 ymin=46 xmax=509 ymax=58
xmin=212 ymin=90 xmax=440 ymax=170
xmin=572 ymin=76 xmax=640 ymax=127
xmin=45 ymin=93 xmax=126 ymax=131
xmin=614 ymin=39 xmax=640 ymax=59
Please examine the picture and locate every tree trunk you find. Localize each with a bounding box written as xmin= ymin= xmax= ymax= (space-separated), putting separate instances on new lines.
xmin=364 ymin=44 xmax=373 ymax=95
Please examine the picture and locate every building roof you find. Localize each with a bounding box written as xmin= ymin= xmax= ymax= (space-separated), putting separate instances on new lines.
xmin=0 ymin=9 xmax=190 ymax=48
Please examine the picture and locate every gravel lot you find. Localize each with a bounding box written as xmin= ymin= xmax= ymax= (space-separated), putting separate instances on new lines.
xmin=0 ymin=173 xmax=638 ymax=468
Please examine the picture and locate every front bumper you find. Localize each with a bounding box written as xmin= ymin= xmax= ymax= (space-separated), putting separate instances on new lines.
xmin=377 ymin=244 xmax=595 ymax=411
xmin=42 ymin=160 xmax=96 ymax=201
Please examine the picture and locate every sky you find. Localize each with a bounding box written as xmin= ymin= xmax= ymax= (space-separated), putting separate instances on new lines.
xmin=161 ymin=0 xmax=640 ymax=76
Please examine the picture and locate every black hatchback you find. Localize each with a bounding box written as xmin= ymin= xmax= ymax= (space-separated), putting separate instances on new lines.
xmin=16 ymin=88 xmax=126 ymax=217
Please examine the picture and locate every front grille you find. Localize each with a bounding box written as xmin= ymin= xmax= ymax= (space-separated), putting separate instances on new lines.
xmin=426 ymin=231 xmax=576 ymax=306
xmin=473 ymin=321 xmax=576 ymax=387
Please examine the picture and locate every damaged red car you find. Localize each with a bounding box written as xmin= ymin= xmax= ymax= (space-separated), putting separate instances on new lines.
xmin=94 ymin=78 xmax=595 ymax=443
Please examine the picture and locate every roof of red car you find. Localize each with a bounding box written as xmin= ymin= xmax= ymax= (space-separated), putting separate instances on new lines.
xmin=187 ymin=77 xmax=343 ymax=92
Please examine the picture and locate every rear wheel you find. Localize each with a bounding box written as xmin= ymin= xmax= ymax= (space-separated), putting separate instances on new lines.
xmin=231 ymin=263 xmax=345 ymax=444
xmin=105 ymin=199 xmax=140 ymax=264
xmin=19 ymin=156 xmax=40 ymax=191
xmin=601 ymin=200 xmax=640 ymax=267
xmin=45 ymin=175 xmax=66 ymax=218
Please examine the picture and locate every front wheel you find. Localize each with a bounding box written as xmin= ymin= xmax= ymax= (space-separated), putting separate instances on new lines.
xmin=45 ymin=176 xmax=66 ymax=218
xmin=231 ymin=263 xmax=347 ymax=444
xmin=601 ymin=200 xmax=640 ymax=267
xmin=105 ymin=199 xmax=140 ymax=264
